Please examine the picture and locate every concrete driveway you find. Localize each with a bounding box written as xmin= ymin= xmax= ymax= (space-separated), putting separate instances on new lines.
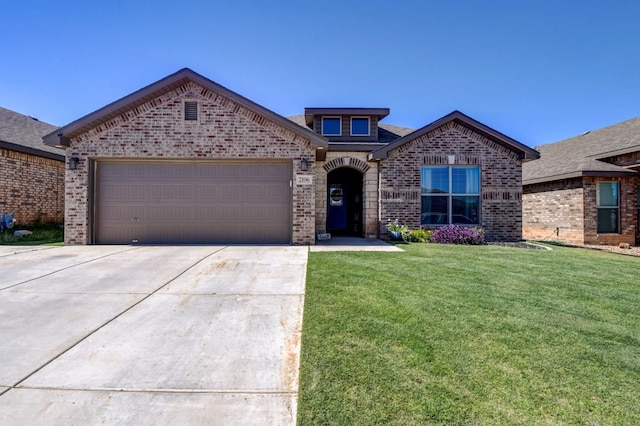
xmin=0 ymin=245 xmax=307 ymax=425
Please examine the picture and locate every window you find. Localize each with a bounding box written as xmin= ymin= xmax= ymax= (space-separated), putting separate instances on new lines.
xmin=351 ymin=117 xmax=370 ymax=136
xmin=184 ymin=101 xmax=198 ymax=121
xmin=597 ymin=182 xmax=619 ymax=233
xmin=421 ymin=166 xmax=480 ymax=225
xmin=321 ymin=117 xmax=341 ymax=136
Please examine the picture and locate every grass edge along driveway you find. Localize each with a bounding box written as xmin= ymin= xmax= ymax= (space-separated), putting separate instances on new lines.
xmin=298 ymin=243 xmax=640 ymax=425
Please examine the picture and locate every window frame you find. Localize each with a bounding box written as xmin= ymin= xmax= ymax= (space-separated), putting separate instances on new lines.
xmin=421 ymin=165 xmax=481 ymax=226
xmin=596 ymin=181 xmax=620 ymax=234
xmin=350 ymin=116 xmax=370 ymax=136
xmin=321 ymin=116 xmax=342 ymax=136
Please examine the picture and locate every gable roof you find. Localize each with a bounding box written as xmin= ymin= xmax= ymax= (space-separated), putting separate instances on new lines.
xmin=0 ymin=107 xmax=64 ymax=161
xmin=43 ymin=68 xmax=328 ymax=151
xmin=523 ymin=116 xmax=640 ymax=185
xmin=369 ymin=110 xmax=539 ymax=161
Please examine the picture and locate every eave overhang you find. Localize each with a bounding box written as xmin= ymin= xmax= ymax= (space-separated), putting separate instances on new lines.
xmin=0 ymin=140 xmax=65 ymax=161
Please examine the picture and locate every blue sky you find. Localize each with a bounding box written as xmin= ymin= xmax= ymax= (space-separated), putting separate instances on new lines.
xmin=1 ymin=0 xmax=639 ymax=147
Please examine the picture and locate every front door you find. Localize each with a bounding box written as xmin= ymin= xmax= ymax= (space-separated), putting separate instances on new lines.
xmin=326 ymin=168 xmax=363 ymax=236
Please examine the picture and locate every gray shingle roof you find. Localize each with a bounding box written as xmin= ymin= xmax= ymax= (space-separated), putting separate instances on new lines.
xmin=0 ymin=107 xmax=64 ymax=159
xmin=523 ymin=116 xmax=640 ymax=185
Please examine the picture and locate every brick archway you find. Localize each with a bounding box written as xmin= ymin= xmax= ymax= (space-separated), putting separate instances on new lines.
xmin=323 ymin=156 xmax=370 ymax=174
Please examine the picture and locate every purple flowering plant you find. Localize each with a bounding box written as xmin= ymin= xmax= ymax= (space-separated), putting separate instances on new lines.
xmin=431 ymin=224 xmax=485 ymax=245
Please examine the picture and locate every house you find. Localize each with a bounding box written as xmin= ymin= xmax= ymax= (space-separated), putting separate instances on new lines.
xmin=0 ymin=107 xmax=65 ymax=224
xmin=523 ymin=117 xmax=640 ymax=246
xmin=43 ymin=68 xmax=539 ymax=245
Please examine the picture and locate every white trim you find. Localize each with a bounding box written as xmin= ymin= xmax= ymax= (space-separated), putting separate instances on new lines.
xmin=350 ymin=116 xmax=370 ymax=136
xmin=321 ymin=116 xmax=342 ymax=136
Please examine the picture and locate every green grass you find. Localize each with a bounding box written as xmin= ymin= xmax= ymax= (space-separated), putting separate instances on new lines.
xmin=298 ymin=244 xmax=640 ymax=425
xmin=0 ymin=223 xmax=64 ymax=245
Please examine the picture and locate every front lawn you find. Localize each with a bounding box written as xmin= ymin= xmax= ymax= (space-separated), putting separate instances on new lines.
xmin=0 ymin=223 xmax=64 ymax=245
xmin=298 ymin=243 xmax=640 ymax=425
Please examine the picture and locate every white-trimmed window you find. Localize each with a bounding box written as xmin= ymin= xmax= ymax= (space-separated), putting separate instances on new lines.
xmin=421 ymin=166 xmax=480 ymax=225
xmin=351 ymin=117 xmax=370 ymax=136
xmin=321 ymin=117 xmax=341 ymax=136
xmin=597 ymin=182 xmax=619 ymax=233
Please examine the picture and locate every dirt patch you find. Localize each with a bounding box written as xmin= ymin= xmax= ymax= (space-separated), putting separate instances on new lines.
xmin=582 ymin=244 xmax=640 ymax=257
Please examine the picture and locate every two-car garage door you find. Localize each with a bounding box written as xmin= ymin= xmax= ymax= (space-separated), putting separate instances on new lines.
xmin=94 ymin=161 xmax=292 ymax=244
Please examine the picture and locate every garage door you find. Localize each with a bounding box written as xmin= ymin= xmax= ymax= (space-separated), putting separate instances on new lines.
xmin=94 ymin=161 xmax=292 ymax=244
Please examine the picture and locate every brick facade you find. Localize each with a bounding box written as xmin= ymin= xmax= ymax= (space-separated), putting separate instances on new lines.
xmin=583 ymin=176 xmax=637 ymax=245
xmin=378 ymin=122 xmax=524 ymax=241
xmin=523 ymin=153 xmax=640 ymax=246
xmin=0 ymin=148 xmax=64 ymax=224
xmin=315 ymin=152 xmax=379 ymax=238
xmin=522 ymin=179 xmax=585 ymax=244
xmin=64 ymin=82 xmax=316 ymax=245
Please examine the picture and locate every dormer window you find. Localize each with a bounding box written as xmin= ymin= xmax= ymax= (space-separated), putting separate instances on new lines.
xmin=351 ymin=117 xmax=370 ymax=136
xmin=322 ymin=117 xmax=341 ymax=136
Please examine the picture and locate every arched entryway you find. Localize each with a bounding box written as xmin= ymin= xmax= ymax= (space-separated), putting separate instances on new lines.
xmin=326 ymin=167 xmax=363 ymax=236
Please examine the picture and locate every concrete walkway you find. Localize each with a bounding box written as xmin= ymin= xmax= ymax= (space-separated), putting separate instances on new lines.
xmin=310 ymin=237 xmax=403 ymax=252
xmin=0 ymin=245 xmax=307 ymax=425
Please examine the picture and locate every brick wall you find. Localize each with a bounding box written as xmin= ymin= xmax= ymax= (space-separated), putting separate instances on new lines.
xmin=523 ymin=152 xmax=640 ymax=246
xmin=315 ymin=152 xmax=378 ymax=238
xmin=378 ymin=122 xmax=525 ymax=241
xmin=64 ymin=82 xmax=315 ymax=245
xmin=522 ymin=178 xmax=585 ymax=244
xmin=583 ymin=176 xmax=637 ymax=245
xmin=0 ymin=148 xmax=64 ymax=224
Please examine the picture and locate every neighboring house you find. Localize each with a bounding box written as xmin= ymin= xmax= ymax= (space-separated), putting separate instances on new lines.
xmin=523 ymin=117 xmax=640 ymax=246
xmin=43 ymin=68 xmax=538 ymax=245
xmin=0 ymin=107 xmax=65 ymax=224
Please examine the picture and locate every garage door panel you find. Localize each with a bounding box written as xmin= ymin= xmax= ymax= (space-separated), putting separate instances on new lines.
xmin=101 ymin=185 xmax=147 ymax=200
xmin=101 ymin=205 xmax=146 ymax=221
xmin=243 ymin=184 xmax=289 ymax=201
xmin=243 ymin=205 xmax=289 ymax=222
xmin=98 ymin=226 xmax=145 ymax=244
xmin=147 ymin=184 xmax=195 ymax=201
xmin=194 ymin=184 xmax=242 ymax=200
xmin=95 ymin=161 xmax=292 ymax=244
xmin=146 ymin=205 xmax=195 ymax=221
xmin=193 ymin=205 xmax=242 ymax=221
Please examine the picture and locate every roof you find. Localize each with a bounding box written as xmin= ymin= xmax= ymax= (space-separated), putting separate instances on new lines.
xmin=370 ymin=110 xmax=540 ymax=161
xmin=523 ymin=116 xmax=640 ymax=185
xmin=43 ymin=68 xmax=328 ymax=151
xmin=287 ymin=114 xmax=414 ymax=150
xmin=0 ymin=107 xmax=64 ymax=161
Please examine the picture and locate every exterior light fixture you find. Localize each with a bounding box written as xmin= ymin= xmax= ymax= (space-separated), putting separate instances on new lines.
xmin=301 ymin=157 xmax=308 ymax=171
xmin=69 ymin=157 xmax=80 ymax=170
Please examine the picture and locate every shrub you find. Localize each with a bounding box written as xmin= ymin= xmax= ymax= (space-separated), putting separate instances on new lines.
xmin=408 ymin=229 xmax=431 ymax=243
xmin=431 ymin=225 xmax=485 ymax=245
xmin=387 ymin=219 xmax=410 ymax=241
